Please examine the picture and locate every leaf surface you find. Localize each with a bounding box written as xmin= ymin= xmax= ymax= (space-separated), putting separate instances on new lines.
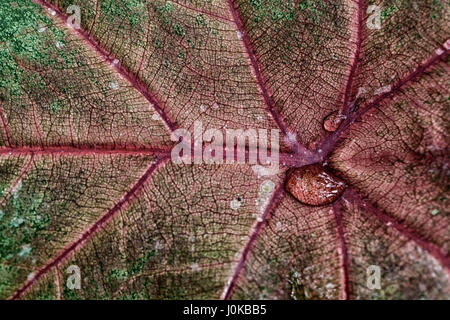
xmin=0 ymin=0 xmax=449 ymax=300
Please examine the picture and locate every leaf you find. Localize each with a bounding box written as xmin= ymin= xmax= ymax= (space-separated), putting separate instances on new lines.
xmin=0 ymin=0 xmax=448 ymax=300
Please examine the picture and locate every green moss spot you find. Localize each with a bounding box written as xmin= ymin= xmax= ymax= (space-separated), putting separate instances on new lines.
xmin=173 ymin=24 xmax=185 ymax=37
xmin=381 ymin=5 xmax=398 ymax=20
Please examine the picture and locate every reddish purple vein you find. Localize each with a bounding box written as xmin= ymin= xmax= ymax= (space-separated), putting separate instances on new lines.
xmin=325 ymin=0 xmax=364 ymax=299
xmin=9 ymin=156 xmax=169 ymax=300
xmin=0 ymin=145 xmax=173 ymax=157
xmin=0 ymin=146 xmax=313 ymax=168
xmin=341 ymin=0 xmax=364 ymax=115
xmin=318 ymin=45 xmax=449 ymax=160
xmin=221 ymin=184 xmax=285 ymax=300
xmin=225 ymin=0 xmax=311 ymax=156
xmin=332 ymin=201 xmax=353 ymax=300
xmin=344 ymin=188 xmax=450 ymax=273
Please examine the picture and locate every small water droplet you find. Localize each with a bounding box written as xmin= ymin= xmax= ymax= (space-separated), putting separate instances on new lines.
xmin=230 ymin=199 xmax=241 ymax=210
xmin=191 ymin=263 xmax=199 ymax=272
xmin=212 ymin=102 xmax=219 ymax=109
xmin=109 ymin=81 xmax=119 ymax=90
xmin=18 ymin=244 xmax=32 ymax=257
xmin=152 ymin=113 xmax=160 ymax=121
xmin=38 ymin=25 xmax=46 ymax=33
xmin=285 ymin=164 xmax=346 ymax=206
xmin=260 ymin=180 xmax=275 ymax=193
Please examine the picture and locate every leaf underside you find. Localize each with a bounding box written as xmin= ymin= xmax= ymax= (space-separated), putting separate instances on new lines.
xmin=0 ymin=0 xmax=449 ymax=300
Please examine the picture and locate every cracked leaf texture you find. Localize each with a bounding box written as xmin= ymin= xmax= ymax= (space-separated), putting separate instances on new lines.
xmin=0 ymin=0 xmax=449 ymax=300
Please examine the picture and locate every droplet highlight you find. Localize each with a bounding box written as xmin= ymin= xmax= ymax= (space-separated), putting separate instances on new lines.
xmin=323 ymin=111 xmax=346 ymax=132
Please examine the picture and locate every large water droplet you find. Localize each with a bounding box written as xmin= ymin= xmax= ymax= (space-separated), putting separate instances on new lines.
xmin=323 ymin=111 xmax=345 ymax=132
xmin=285 ymin=164 xmax=346 ymax=206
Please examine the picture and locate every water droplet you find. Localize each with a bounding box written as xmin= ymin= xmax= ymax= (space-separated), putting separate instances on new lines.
xmin=325 ymin=283 xmax=335 ymax=289
xmin=48 ymin=8 xmax=56 ymax=16
xmin=38 ymin=25 xmax=46 ymax=33
xmin=191 ymin=263 xmax=199 ymax=272
xmin=55 ymin=41 xmax=64 ymax=49
xmin=230 ymin=199 xmax=241 ymax=210
xmin=256 ymin=217 xmax=263 ymax=222
xmin=323 ymin=111 xmax=345 ymax=132
xmin=260 ymin=180 xmax=275 ymax=193
xmin=236 ymin=31 xmax=243 ymax=40
xmin=199 ymin=105 xmax=206 ymax=112
xmin=286 ymin=132 xmax=297 ymax=143
xmin=109 ymin=81 xmax=119 ymax=90
xmin=275 ymin=221 xmax=282 ymax=231
xmin=212 ymin=102 xmax=219 ymax=109
xmin=10 ymin=216 xmax=24 ymax=227
xmin=152 ymin=113 xmax=160 ymax=121
xmin=18 ymin=244 xmax=32 ymax=257
xmin=154 ymin=240 xmax=164 ymax=251
xmin=285 ymin=164 xmax=346 ymax=206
